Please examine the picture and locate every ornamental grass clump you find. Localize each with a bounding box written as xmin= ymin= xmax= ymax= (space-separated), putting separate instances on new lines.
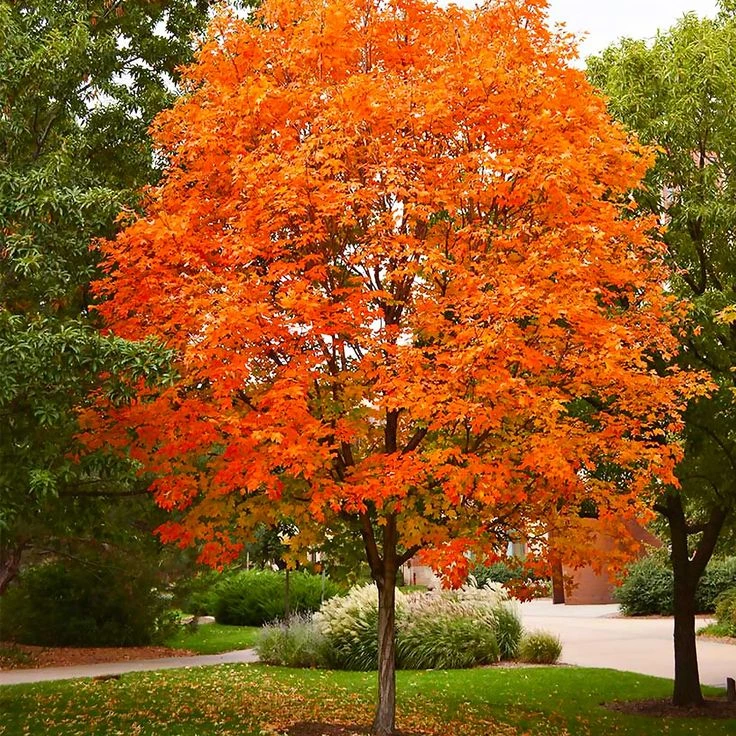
xmin=519 ymin=631 xmax=562 ymax=664
xmin=256 ymin=614 xmax=332 ymax=668
xmin=397 ymin=615 xmax=500 ymax=669
xmin=315 ymin=584 xmax=407 ymax=671
xmin=312 ymin=582 xmax=519 ymax=671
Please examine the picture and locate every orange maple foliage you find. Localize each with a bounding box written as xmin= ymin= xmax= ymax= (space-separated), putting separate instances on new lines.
xmin=88 ymin=0 xmax=700 ymax=577
xmin=86 ymin=0 xmax=702 ymax=729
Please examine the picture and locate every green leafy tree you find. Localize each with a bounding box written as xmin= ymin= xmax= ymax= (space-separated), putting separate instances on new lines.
xmin=588 ymin=3 xmax=736 ymax=707
xmin=0 ymin=0 xmax=217 ymax=592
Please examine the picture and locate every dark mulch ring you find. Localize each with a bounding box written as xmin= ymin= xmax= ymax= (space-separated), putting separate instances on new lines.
xmin=285 ymin=723 xmax=428 ymax=736
xmin=605 ymin=698 xmax=736 ymax=719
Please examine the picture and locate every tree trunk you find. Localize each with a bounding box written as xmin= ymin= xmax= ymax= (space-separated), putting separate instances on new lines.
xmin=284 ymin=568 xmax=291 ymax=621
xmin=671 ymin=565 xmax=702 ymax=706
xmin=663 ymin=493 xmax=727 ymax=707
xmin=551 ymin=556 xmax=565 ymax=604
xmin=359 ymin=509 xmax=400 ymax=736
xmin=0 ymin=543 xmax=23 ymax=596
xmin=373 ymin=563 xmax=398 ymax=736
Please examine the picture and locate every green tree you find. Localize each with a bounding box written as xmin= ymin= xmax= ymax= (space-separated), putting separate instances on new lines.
xmin=588 ymin=3 xmax=736 ymax=707
xmin=0 ymin=0 xmax=216 ymax=592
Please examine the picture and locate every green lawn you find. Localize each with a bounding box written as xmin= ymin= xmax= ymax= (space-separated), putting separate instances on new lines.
xmin=164 ymin=623 xmax=260 ymax=654
xmin=1 ymin=665 xmax=733 ymax=736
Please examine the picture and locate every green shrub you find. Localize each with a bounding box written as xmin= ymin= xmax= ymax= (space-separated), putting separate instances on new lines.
xmin=697 ymin=558 xmax=736 ymax=613
xmin=616 ymin=555 xmax=736 ymax=616
xmin=714 ymin=587 xmax=736 ymax=637
xmin=211 ymin=569 xmax=339 ymax=626
xmin=256 ymin=615 xmax=332 ymax=668
xmin=470 ymin=561 xmax=522 ymax=587
xmin=615 ymin=555 xmax=674 ymax=616
xmin=397 ymin=616 xmax=499 ymax=669
xmin=175 ymin=568 xmax=228 ymax=616
xmin=0 ymin=555 xmax=173 ymax=647
xmin=519 ymin=631 xmax=562 ymax=664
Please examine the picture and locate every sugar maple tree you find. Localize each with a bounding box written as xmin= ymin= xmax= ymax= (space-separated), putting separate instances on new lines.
xmin=89 ymin=0 xmax=702 ymax=732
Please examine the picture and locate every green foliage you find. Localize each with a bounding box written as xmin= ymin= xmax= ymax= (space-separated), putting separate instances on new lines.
xmin=714 ymin=587 xmax=736 ymax=636
xmin=615 ymin=554 xmax=736 ymax=615
xmin=0 ymin=554 xmax=174 ymax=647
xmin=0 ymin=0 xmax=214 ymax=589
xmin=696 ymin=557 xmax=736 ymax=611
xmin=210 ymin=569 xmax=339 ymax=626
xmin=519 ymin=631 xmax=562 ymax=665
xmin=470 ymin=561 xmax=522 ymax=587
xmin=256 ymin=615 xmax=333 ymax=668
xmin=588 ymin=2 xmax=736 ymax=615
xmin=615 ymin=555 xmax=674 ymax=616
xmin=173 ymin=568 xmax=228 ymax=616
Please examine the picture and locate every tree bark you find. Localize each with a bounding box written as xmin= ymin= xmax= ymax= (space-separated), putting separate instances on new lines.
xmin=284 ymin=568 xmax=291 ymax=621
xmin=664 ymin=494 xmax=727 ymax=707
xmin=359 ymin=511 xmax=399 ymax=736
xmin=0 ymin=543 xmax=24 ymax=596
xmin=550 ymin=556 xmax=565 ymax=604
xmin=373 ymin=560 xmax=398 ymax=736
xmin=671 ymin=553 xmax=702 ymax=706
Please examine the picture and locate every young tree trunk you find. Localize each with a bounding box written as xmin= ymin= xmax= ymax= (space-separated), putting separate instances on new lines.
xmin=284 ymin=568 xmax=291 ymax=621
xmin=359 ymin=510 xmax=401 ymax=736
xmin=0 ymin=543 xmax=24 ymax=596
xmin=373 ymin=562 xmax=398 ymax=736
xmin=662 ymin=493 xmax=727 ymax=707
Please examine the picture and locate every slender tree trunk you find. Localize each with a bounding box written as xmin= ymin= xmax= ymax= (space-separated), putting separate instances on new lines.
xmin=373 ymin=562 xmax=398 ymax=736
xmin=359 ymin=509 xmax=400 ymax=736
xmin=284 ymin=568 xmax=291 ymax=621
xmin=0 ymin=543 xmax=24 ymax=596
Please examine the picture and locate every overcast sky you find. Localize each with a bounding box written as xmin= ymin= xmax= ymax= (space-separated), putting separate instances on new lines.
xmin=545 ymin=0 xmax=720 ymax=59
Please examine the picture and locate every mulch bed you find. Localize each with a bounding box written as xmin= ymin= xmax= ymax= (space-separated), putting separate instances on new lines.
xmin=285 ymin=724 xmax=428 ymax=736
xmin=605 ymin=698 xmax=736 ymax=719
xmin=0 ymin=641 xmax=194 ymax=670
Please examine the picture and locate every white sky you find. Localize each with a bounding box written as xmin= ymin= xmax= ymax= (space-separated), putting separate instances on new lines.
xmin=545 ymin=0 xmax=720 ymax=59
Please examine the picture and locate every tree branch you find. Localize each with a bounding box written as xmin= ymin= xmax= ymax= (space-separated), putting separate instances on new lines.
xmin=401 ymin=427 xmax=427 ymax=454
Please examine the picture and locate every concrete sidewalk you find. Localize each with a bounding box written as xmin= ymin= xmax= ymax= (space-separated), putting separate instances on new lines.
xmin=0 ymin=649 xmax=259 ymax=686
xmin=518 ymin=598 xmax=735 ymax=688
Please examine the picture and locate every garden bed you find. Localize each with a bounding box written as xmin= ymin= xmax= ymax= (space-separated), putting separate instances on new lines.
xmin=0 ymin=642 xmax=193 ymax=670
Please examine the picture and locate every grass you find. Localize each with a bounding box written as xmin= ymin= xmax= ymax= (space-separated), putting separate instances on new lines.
xmin=1 ymin=664 xmax=733 ymax=736
xmin=699 ymin=622 xmax=735 ymax=640
xmin=164 ymin=623 xmax=260 ymax=654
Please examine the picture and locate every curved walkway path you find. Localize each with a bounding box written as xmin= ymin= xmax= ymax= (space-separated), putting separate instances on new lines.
xmin=0 ymin=649 xmax=259 ymax=686
xmin=518 ymin=598 xmax=734 ymax=688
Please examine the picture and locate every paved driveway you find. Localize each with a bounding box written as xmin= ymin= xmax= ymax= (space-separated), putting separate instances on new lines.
xmin=518 ymin=598 xmax=734 ymax=688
